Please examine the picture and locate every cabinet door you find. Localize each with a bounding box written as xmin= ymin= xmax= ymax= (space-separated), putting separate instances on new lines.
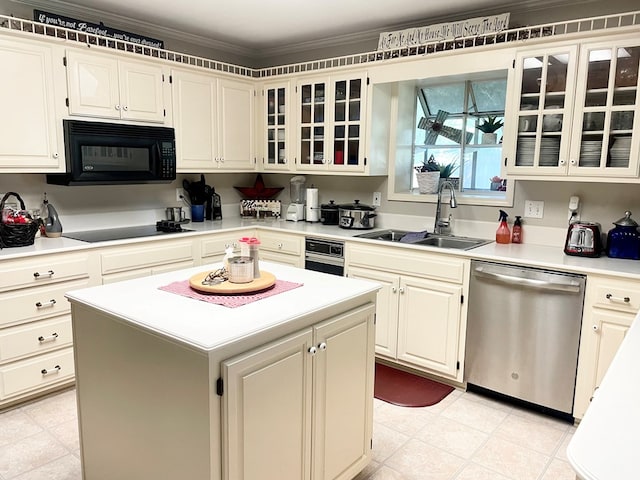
xmin=263 ymin=82 xmax=292 ymax=171
xmin=313 ymin=306 xmax=374 ymax=480
xmin=347 ymin=267 xmax=399 ymax=359
xmin=568 ymin=39 xmax=640 ymax=177
xmin=223 ymin=329 xmax=314 ymax=480
xmin=217 ymin=78 xmax=256 ymax=170
xmin=574 ymin=308 xmax=632 ymax=418
xmin=396 ymin=276 xmax=462 ymax=378
xmin=330 ymin=73 xmax=367 ymax=172
xmin=66 ymin=50 xmax=120 ymax=119
xmin=508 ymin=45 xmax=579 ymax=175
xmin=0 ymin=39 xmax=62 ymax=170
xmin=297 ymin=77 xmax=328 ymax=169
xmin=172 ymin=69 xmax=217 ymax=171
xmin=118 ymin=60 xmax=165 ymax=123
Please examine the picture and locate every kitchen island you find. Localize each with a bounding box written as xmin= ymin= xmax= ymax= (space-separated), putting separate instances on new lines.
xmin=66 ymin=261 xmax=379 ymax=480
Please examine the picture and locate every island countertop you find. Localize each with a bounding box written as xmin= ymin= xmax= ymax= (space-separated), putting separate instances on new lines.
xmin=65 ymin=261 xmax=380 ymax=352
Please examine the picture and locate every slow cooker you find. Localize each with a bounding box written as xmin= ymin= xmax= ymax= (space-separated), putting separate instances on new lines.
xmin=338 ymin=200 xmax=377 ymax=229
xmin=320 ymin=200 xmax=340 ymax=225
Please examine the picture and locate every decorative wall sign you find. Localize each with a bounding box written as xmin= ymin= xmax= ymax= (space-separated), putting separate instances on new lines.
xmin=33 ymin=9 xmax=164 ymax=49
xmin=378 ymin=13 xmax=510 ymax=50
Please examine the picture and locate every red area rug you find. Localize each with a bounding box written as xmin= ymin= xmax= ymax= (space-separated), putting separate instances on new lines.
xmin=374 ymin=362 xmax=454 ymax=407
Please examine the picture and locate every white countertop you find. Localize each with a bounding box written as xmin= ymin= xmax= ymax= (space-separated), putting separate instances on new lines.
xmin=65 ymin=261 xmax=379 ymax=352
xmin=567 ymin=310 xmax=640 ymax=480
xmin=3 ymin=217 xmax=640 ymax=280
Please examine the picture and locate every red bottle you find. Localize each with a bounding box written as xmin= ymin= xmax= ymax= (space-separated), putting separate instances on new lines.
xmin=496 ymin=210 xmax=511 ymax=244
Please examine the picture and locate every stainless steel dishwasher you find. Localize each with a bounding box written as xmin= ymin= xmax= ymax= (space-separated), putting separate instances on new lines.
xmin=465 ymin=260 xmax=586 ymax=416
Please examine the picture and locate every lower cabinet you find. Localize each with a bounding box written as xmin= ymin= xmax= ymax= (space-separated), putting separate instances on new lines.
xmin=222 ymin=305 xmax=374 ymax=480
xmin=573 ymin=275 xmax=640 ymax=419
xmin=346 ymin=243 xmax=468 ymax=383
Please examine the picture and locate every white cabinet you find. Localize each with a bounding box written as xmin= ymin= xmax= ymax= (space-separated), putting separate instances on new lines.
xmin=99 ymin=238 xmax=195 ymax=284
xmin=261 ymin=81 xmax=293 ymax=171
xmin=508 ymin=34 xmax=640 ymax=180
xmin=346 ymin=243 xmax=467 ymax=382
xmin=574 ymin=275 xmax=640 ymax=419
xmin=222 ymin=304 xmax=374 ymax=480
xmin=0 ymin=251 xmax=99 ymax=407
xmin=256 ymin=230 xmax=304 ymax=268
xmin=0 ymin=37 xmax=63 ymax=172
xmin=172 ymin=69 xmax=256 ymax=172
xmin=296 ymin=71 xmax=368 ymax=173
xmin=66 ymin=49 xmax=167 ymax=123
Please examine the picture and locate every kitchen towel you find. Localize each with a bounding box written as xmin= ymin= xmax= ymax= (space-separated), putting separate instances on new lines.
xmin=159 ymin=279 xmax=303 ymax=308
xmin=399 ymin=231 xmax=428 ymax=243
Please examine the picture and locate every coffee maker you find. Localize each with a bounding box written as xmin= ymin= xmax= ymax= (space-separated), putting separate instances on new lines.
xmin=286 ymin=176 xmax=306 ymax=221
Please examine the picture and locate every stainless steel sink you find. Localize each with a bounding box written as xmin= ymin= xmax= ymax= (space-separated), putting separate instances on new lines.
xmin=354 ymin=229 xmax=414 ymax=242
xmin=354 ymin=229 xmax=491 ymax=250
xmin=412 ymin=235 xmax=492 ymax=250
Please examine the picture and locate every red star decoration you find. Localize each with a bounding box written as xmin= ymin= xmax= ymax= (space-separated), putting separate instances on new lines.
xmin=234 ymin=174 xmax=284 ymax=200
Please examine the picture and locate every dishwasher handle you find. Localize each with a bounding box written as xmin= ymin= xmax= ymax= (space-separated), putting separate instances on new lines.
xmin=473 ymin=266 xmax=582 ymax=293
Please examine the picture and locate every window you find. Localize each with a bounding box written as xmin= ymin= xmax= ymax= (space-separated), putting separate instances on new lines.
xmin=413 ymin=77 xmax=507 ymax=195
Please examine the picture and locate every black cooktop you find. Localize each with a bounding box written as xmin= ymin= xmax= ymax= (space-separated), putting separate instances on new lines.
xmin=63 ymin=222 xmax=192 ymax=243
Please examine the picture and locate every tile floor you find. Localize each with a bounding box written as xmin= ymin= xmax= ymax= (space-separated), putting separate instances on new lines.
xmin=0 ymin=387 xmax=577 ymax=480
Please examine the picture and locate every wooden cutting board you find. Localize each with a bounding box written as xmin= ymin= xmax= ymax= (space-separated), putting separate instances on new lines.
xmin=189 ymin=270 xmax=276 ymax=294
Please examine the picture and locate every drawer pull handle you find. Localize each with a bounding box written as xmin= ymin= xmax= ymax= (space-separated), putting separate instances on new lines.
xmin=606 ymin=293 xmax=630 ymax=303
xmin=41 ymin=365 xmax=61 ymax=376
xmin=35 ymin=299 xmax=57 ymax=309
xmin=38 ymin=333 xmax=59 ymax=343
xmin=33 ymin=270 xmax=55 ymax=279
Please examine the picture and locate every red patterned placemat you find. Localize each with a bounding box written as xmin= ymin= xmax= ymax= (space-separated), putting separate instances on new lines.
xmin=158 ymin=279 xmax=303 ymax=308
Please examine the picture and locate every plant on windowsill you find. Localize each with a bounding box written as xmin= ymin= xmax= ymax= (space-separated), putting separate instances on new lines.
xmin=476 ymin=116 xmax=504 ymax=144
xmin=437 ymin=162 xmax=460 ymax=190
xmin=414 ymin=155 xmax=440 ymax=194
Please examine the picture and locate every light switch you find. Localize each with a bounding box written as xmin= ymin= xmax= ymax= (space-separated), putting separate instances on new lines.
xmin=524 ymin=200 xmax=544 ymax=218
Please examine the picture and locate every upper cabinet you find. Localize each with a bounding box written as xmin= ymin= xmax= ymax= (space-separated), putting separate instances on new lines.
xmin=0 ymin=37 xmax=64 ymax=172
xmin=296 ymin=71 xmax=368 ymax=173
xmin=65 ymin=50 xmax=167 ymax=123
xmin=172 ymin=69 xmax=256 ymax=172
xmin=507 ymin=35 xmax=640 ymax=179
xmin=261 ymin=81 xmax=293 ymax=172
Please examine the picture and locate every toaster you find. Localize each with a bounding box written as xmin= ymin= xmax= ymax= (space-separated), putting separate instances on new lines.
xmin=564 ymin=222 xmax=602 ymax=257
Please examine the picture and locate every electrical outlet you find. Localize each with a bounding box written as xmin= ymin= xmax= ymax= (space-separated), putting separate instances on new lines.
xmin=372 ymin=192 xmax=381 ymax=207
xmin=176 ymin=188 xmax=185 ymax=203
xmin=524 ymin=200 xmax=544 ymax=219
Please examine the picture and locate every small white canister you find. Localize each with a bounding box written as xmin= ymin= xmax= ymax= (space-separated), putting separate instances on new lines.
xmin=227 ymin=256 xmax=254 ymax=283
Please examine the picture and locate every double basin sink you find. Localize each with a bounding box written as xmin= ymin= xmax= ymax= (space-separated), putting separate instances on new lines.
xmin=354 ymin=229 xmax=492 ymax=250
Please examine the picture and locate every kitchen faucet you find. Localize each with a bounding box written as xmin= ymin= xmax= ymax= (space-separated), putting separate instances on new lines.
xmin=433 ymin=181 xmax=458 ymax=235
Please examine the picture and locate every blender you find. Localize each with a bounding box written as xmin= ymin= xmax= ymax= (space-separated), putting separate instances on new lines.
xmin=286 ymin=176 xmax=306 ymax=221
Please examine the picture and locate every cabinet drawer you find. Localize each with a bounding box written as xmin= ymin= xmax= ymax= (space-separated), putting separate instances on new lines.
xmin=0 ymin=252 xmax=91 ymax=293
xmin=0 ymin=278 xmax=91 ymax=329
xmin=0 ymin=315 xmax=72 ymax=364
xmin=201 ymin=234 xmax=245 ymax=259
xmin=347 ymin=243 xmax=466 ymax=284
xmin=0 ymin=347 xmax=75 ymax=400
xmin=101 ymin=240 xmax=194 ymax=274
xmin=591 ymin=277 xmax=640 ymax=314
xmin=258 ymin=231 xmax=303 ymax=256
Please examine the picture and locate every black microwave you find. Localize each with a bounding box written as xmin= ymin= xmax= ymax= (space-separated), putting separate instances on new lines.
xmin=46 ymin=120 xmax=176 ymax=186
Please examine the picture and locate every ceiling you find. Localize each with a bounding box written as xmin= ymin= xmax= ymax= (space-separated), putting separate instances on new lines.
xmin=12 ymin=0 xmax=576 ymax=56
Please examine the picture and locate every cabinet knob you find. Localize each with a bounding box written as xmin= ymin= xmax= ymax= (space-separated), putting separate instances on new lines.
xmin=391 ymin=287 xmax=397 ymax=293
xmin=592 ymin=324 xmax=599 ymax=332
xmin=278 ymin=243 xmax=283 ymax=249
xmin=570 ymin=159 xmax=576 ymax=165
xmin=399 ymin=287 xmax=405 ymax=294
xmin=308 ymin=346 xmax=318 ymax=355
xmin=52 ymin=153 xmax=59 ymax=159
xmin=115 ymin=104 xmax=121 ymax=111
xmin=606 ymin=293 xmax=630 ymax=303
xmin=318 ymin=342 xmax=327 ymax=351
xmin=123 ymin=105 xmax=129 ymax=111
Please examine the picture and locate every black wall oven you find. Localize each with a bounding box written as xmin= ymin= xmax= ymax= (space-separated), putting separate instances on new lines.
xmin=305 ymin=237 xmax=344 ymax=276
xmin=47 ymin=120 xmax=176 ymax=185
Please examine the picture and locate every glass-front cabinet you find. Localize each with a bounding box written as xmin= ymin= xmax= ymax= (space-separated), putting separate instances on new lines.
xmin=509 ymin=45 xmax=578 ymax=174
xmin=297 ymin=72 xmax=367 ymax=172
xmin=508 ymin=37 xmax=640 ymax=179
xmin=263 ymin=81 xmax=291 ymax=171
xmin=569 ymin=39 xmax=639 ymax=177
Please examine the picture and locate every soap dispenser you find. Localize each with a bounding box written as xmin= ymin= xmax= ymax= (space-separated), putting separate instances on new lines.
xmin=496 ymin=210 xmax=511 ymax=244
